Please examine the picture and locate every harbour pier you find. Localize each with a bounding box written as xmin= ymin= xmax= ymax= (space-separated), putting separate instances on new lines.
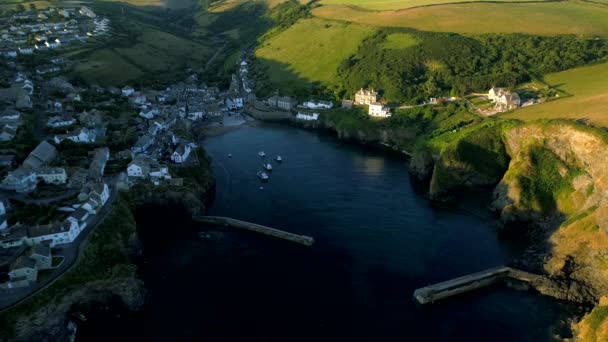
xmin=193 ymin=216 xmax=314 ymax=246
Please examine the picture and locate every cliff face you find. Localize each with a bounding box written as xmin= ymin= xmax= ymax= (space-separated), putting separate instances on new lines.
xmin=425 ymin=121 xmax=608 ymax=303
xmin=490 ymin=123 xmax=608 ymax=302
xmin=12 ymin=277 xmax=145 ymax=342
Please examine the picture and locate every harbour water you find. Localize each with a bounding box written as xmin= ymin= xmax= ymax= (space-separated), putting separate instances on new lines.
xmin=77 ymin=124 xmax=577 ymax=341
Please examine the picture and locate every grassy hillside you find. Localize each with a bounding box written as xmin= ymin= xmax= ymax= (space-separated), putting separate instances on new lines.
xmin=319 ymin=0 xmax=550 ymax=10
xmin=312 ymin=2 xmax=608 ymax=37
xmin=502 ymin=62 xmax=608 ymax=128
xmin=255 ymin=17 xmax=375 ymax=95
xmin=66 ymin=15 xmax=213 ymax=86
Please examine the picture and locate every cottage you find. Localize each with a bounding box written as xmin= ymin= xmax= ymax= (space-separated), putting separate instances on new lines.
xmin=302 ymin=100 xmax=333 ymax=109
xmin=132 ymin=134 xmax=154 ymax=153
xmin=295 ymin=112 xmax=320 ymax=121
xmin=355 ymin=88 xmax=379 ymax=105
xmin=7 ymin=256 xmax=38 ymax=288
xmin=89 ymin=147 xmax=109 ymax=180
xmin=0 ymin=109 xmax=21 ymax=121
xmin=278 ymin=96 xmax=297 ymax=111
xmin=368 ymin=103 xmax=391 ymax=118
xmin=23 ymin=140 xmax=56 ymax=170
xmin=121 ymin=86 xmax=135 ymax=97
xmin=36 ymin=167 xmax=67 ymax=185
xmin=0 ymin=225 xmax=28 ymax=249
xmin=488 ymin=87 xmax=521 ymax=110
xmin=79 ymin=182 xmax=110 ymax=209
xmin=171 ymin=142 xmax=191 ymax=164
xmin=27 ymin=244 xmax=52 ymax=270
xmin=1 ymin=167 xmax=37 ymax=193
xmin=70 ymin=208 xmax=90 ymax=228
xmin=0 ymin=126 xmax=17 ymax=141
xmin=27 ymin=218 xmax=81 ymax=247
xmin=46 ymin=115 xmax=76 ymax=128
xmin=127 ymin=156 xmax=151 ymax=178
xmin=54 ymin=128 xmax=95 ymax=144
xmin=341 ymin=99 xmax=353 ymax=109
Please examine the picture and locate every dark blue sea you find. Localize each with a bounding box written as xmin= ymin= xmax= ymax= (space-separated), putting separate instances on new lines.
xmin=77 ymin=124 xmax=578 ymax=341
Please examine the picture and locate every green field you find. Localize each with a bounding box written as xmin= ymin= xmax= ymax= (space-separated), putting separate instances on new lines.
xmin=255 ymin=18 xmax=375 ymax=93
xmin=313 ymin=1 xmax=608 ymax=36
xmin=67 ymin=18 xmax=212 ymax=86
xmin=501 ymin=62 xmax=608 ymax=128
xmin=382 ymin=32 xmax=420 ymax=49
xmin=319 ymin=0 xmax=549 ymax=10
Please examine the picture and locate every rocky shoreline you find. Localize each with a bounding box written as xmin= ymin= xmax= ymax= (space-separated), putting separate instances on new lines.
xmin=290 ymin=116 xmax=608 ymax=307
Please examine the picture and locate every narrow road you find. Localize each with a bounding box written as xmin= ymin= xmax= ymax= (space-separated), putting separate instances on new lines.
xmin=0 ymin=179 xmax=119 ymax=311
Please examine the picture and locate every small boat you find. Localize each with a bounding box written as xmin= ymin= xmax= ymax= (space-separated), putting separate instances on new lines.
xmin=257 ymin=171 xmax=269 ymax=182
xmin=228 ymin=153 xmax=232 ymax=158
xmin=263 ymin=163 xmax=272 ymax=171
xmin=258 ymin=151 xmax=266 ymax=157
xmin=275 ymin=155 xmax=282 ymax=162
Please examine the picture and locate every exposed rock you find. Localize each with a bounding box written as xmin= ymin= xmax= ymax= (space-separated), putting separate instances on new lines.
xmin=13 ymin=277 xmax=145 ymax=342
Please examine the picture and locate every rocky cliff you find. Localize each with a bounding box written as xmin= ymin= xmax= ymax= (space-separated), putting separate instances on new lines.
xmin=490 ymin=123 xmax=608 ymax=302
xmin=12 ymin=277 xmax=145 ymax=342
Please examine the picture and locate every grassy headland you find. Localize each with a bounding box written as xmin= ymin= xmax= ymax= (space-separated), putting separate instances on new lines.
xmin=312 ymin=2 xmax=608 ymax=37
xmin=502 ymin=62 xmax=608 ymax=128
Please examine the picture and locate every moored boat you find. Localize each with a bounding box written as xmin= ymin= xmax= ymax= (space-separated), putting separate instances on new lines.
xmin=263 ymin=163 xmax=272 ymax=171
xmin=257 ymin=171 xmax=269 ymax=182
xmin=275 ymin=155 xmax=282 ymax=162
xmin=258 ymin=151 xmax=266 ymax=157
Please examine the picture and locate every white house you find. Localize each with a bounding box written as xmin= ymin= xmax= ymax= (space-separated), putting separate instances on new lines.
xmin=47 ymin=115 xmax=76 ymax=128
xmin=127 ymin=157 xmax=150 ymax=178
xmin=122 ymin=86 xmax=135 ymax=97
xmin=18 ymin=47 xmax=34 ymax=55
xmin=37 ymin=167 xmax=67 ymax=185
xmin=368 ymin=103 xmax=391 ymax=118
xmin=295 ymin=112 xmax=320 ymax=121
xmin=139 ymin=108 xmax=159 ymax=120
xmin=171 ymin=143 xmax=191 ymax=164
xmin=1 ymin=167 xmax=37 ymax=193
xmin=54 ymin=128 xmax=96 ymax=144
xmin=488 ymin=87 xmax=521 ymax=110
xmin=303 ymin=100 xmax=333 ymax=109
xmin=27 ymin=218 xmax=82 ymax=247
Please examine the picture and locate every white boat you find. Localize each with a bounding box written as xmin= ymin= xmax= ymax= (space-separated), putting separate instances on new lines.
xmin=275 ymin=155 xmax=282 ymax=162
xmin=228 ymin=153 xmax=232 ymax=158
xmin=257 ymin=171 xmax=269 ymax=182
xmin=258 ymin=151 xmax=266 ymax=157
xmin=263 ymin=163 xmax=272 ymax=171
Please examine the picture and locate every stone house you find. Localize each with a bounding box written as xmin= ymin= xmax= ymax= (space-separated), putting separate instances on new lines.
xmin=7 ymin=256 xmax=37 ymax=288
xmin=27 ymin=244 xmax=52 ymax=270
xmin=23 ymin=140 xmax=57 ymax=170
xmin=1 ymin=166 xmax=37 ymax=193
xmin=171 ymin=142 xmax=191 ymax=164
xmin=355 ymin=88 xmax=379 ymax=105
xmin=488 ymin=87 xmax=521 ymax=110
xmin=37 ymin=167 xmax=67 ymax=184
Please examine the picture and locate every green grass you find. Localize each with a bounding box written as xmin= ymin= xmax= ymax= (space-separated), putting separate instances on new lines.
xmin=382 ymin=32 xmax=420 ymax=49
xmin=255 ymin=18 xmax=376 ymax=93
xmin=319 ymin=0 xmax=549 ymax=10
xmin=313 ymin=1 xmax=608 ymax=36
xmin=502 ymin=62 xmax=608 ymax=128
xmin=71 ymin=49 xmax=145 ymax=86
xmin=580 ymin=305 xmax=608 ymax=342
xmin=67 ymin=18 xmax=212 ymax=86
xmin=517 ymin=145 xmax=579 ymax=213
